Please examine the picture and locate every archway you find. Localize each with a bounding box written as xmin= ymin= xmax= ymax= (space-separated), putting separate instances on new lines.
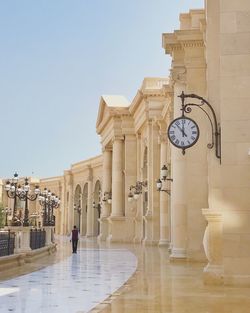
xmin=81 ymin=183 xmax=88 ymax=236
xmin=93 ymin=180 xmax=101 ymax=236
xmin=74 ymin=185 xmax=82 ymax=233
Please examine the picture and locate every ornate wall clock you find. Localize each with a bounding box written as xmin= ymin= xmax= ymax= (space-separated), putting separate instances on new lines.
xmin=167 ymin=116 xmax=199 ymax=154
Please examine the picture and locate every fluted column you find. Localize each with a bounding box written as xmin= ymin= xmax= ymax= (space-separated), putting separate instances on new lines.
xmin=111 ymin=137 xmax=124 ymax=217
xmin=158 ymin=124 xmax=170 ymax=246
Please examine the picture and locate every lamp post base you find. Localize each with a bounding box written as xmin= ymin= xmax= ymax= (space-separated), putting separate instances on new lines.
xmin=11 ymin=216 xmax=22 ymax=227
xmin=23 ymin=220 xmax=30 ymax=227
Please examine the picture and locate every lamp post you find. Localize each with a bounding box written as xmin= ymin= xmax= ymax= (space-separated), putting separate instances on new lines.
xmin=92 ymin=201 xmax=101 ymax=218
xmin=5 ymin=173 xmax=40 ymax=226
xmin=156 ymin=165 xmax=173 ymax=195
xmin=74 ymin=204 xmax=81 ymax=232
xmin=38 ymin=188 xmax=60 ymax=226
xmin=128 ymin=181 xmax=147 ymax=202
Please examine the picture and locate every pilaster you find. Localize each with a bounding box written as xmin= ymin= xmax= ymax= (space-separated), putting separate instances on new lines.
xmin=170 ymin=69 xmax=187 ymax=260
xmin=158 ymin=121 xmax=170 ymax=246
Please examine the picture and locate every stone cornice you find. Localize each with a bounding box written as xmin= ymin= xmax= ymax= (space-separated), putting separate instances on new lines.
xmin=162 ymin=29 xmax=204 ymax=55
xmin=70 ymin=155 xmax=103 ymax=174
xmin=97 ymin=106 xmax=131 ymax=135
xmin=129 ymin=78 xmax=169 ymax=116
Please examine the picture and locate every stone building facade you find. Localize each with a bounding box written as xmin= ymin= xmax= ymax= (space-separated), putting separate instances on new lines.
xmin=2 ymin=1 xmax=250 ymax=286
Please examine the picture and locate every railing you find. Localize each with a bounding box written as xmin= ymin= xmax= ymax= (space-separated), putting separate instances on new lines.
xmin=0 ymin=230 xmax=15 ymax=256
xmin=141 ymin=77 xmax=169 ymax=90
xmin=30 ymin=229 xmax=46 ymax=250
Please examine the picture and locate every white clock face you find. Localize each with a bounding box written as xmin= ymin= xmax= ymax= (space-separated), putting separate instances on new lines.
xmin=168 ymin=117 xmax=199 ymax=149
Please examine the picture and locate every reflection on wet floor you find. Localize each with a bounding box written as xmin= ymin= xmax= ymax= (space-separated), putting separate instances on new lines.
xmin=1 ymin=237 xmax=250 ymax=313
xmin=0 ymin=247 xmax=137 ymax=313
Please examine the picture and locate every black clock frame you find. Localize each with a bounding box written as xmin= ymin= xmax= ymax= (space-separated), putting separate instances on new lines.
xmin=168 ymin=91 xmax=221 ymax=162
xmin=168 ymin=116 xmax=200 ymax=154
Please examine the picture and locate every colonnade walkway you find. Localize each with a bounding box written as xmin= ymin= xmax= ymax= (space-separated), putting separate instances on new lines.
xmin=1 ymin=237 xmax=250 ymax=313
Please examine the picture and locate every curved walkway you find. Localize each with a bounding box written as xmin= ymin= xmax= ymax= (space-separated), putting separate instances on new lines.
xmin=1 ymin=237 xmax=250 ymax=313
xmin=0 ymin=239 xmax=137 ymax=313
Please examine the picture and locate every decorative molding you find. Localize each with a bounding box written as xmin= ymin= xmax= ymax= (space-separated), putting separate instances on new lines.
xmin=170 ymin=66 xmax=187 ymax=84
xmin=158 ymin=133 xmax=168 ymax=145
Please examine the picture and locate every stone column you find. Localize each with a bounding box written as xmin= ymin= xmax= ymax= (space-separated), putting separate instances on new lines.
xmin=134 ymin=133 xmax=143 ymax=243
xmin=170 ymin=73 xmax=187 ymax=259
xmin=124 ymin=134 xmax=137 ymax=242
xmin=107 ymin=136 xmax=125 ymax=243
xmin=202 ymin=209 xmax=223 ymax=285
xmin=111 ymin=137 xmax=124 ymax=217
xmin=98 ymin=147 xmax=112 ymax=241
xmin=158 ymin=122 xmax=170 ymax=246
xmin=65 ymin=171 xmax=73 ymax=235
xmin=102 ymin=148 xmax=112 ymax=217
xmin=86 ymin=167 xmax=93 ymax=237
xmin=143 ymin=120 xmax=160 ymax=245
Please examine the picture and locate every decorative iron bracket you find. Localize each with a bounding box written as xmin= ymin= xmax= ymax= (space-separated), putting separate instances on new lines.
xmin=178 ymin=91 xmax=221 ymax=162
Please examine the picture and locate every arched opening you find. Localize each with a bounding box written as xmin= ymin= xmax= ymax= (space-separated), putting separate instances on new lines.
xmin=142 ymin=147 xmax=148 ymax=240
xmin=81 ymin=183 xmax=88 ymax=236
xmin=74 ymin=185 xmax=82 ymax=232
xmin=93 ymin=180 xmax=101 ymax=236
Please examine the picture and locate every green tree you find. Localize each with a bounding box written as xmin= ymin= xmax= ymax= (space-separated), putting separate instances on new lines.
xmin=0 ymin=203 xmax=4 ymax=228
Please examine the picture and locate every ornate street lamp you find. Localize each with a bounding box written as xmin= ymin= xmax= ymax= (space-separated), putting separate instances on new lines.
xmin=102 ymin=191 xmax=112 ymax=204
xmin=92 ymin=201 xmax=101 ymax=218
xmin=39 ymin=188 xmax=60 ymax=226
xmin=49 ymin=193 xmax=60 ymax=226
xmin=5 ymin=173 xmax=40 ymax=226
xmin=128 ymin=181 xmax=147 ymax=202
xmin=156 ymin=165 xmax=173 ymax=195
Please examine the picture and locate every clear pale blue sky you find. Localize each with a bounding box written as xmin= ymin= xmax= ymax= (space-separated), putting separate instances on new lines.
xmin=0 ymin=0 xmax=204 ymax=179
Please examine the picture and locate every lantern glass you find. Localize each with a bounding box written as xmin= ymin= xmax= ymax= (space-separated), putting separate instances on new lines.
xmin=133 ymin=193 xmax=140 ymax=200
xmin=161 ymin=165 xmax=168 ymax=180
xmin=156 ymin=179 xmax=162 ymax=191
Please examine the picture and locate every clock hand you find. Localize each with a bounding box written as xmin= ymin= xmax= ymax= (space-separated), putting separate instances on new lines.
xmin=181 ymin=119 xmax=187 ymax=138
xmin=176 ymin=124 xmax=187 ymax=137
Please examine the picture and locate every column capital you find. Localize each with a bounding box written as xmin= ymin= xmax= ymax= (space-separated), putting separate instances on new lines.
xmin=158 ymin=133 xmax=168 ymax=144
xmin=155 ymin=119 xmax=167 ymax=131
xmin=102 ymin=145 xmax=112 ymax=153
xmin=125 ymin=134 xmax=136 ymax=141
xmin=112 ymin=135 xmax=124 ymax=143
xmin=170 ymin=66 xmax=187 ymax=85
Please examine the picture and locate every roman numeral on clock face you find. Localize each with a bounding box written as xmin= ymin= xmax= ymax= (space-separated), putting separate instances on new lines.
xmin=167 ymin=117 xmax=199 ymax=150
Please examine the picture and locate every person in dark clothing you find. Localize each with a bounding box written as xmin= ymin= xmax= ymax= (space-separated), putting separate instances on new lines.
xmin=70 ymin=225 xmax=79 ymax=253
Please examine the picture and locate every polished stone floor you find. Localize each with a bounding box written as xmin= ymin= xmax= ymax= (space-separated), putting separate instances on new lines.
xmin=0 ymin=243 xmax=137 ymax=312
xmin=1 ymin=237 xmax=250 ymax=313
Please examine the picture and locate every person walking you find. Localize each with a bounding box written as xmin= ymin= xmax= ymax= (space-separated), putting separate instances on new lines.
xmin=70 ymin=225 xmax=79 ymax=253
